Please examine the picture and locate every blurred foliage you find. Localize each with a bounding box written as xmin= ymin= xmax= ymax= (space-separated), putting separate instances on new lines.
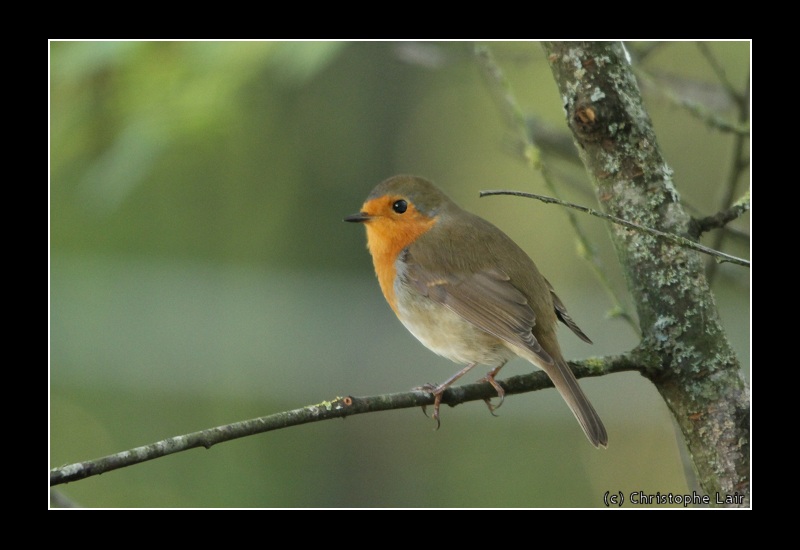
xmin=50 ymin=41 xmax=750 ymax=508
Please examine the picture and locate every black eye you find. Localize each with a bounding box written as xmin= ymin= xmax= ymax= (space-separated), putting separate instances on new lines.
xmin=392 ymin=200 xmax=408 ymax=214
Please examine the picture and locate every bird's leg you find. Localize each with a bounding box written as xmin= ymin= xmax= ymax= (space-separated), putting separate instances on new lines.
xmin=414 ymin=362 xmax=478 ymax=429
xmin=477 ymin=364 xmax=506 ymax=415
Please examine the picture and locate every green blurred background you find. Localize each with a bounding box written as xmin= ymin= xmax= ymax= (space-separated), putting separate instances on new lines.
xmin=50 ymin=41 xmax=750 ymax=508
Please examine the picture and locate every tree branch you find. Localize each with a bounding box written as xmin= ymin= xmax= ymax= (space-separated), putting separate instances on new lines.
xmin=704 ymin=70 xmax=750 ymax=283
xmin=696 ymin=42 xmax=747 ymax=106
xmin=50 ymin=354 xmax=640 ymax=487
xmin=633 ymin=66 xmax=749 ymax=135
xmin=691 ymin=190 xmax=751 ymax=238
xmin=481 ymin=189 xmax=750 ymax=267
xmin=523 ymin=115 xmax=751 ymax=247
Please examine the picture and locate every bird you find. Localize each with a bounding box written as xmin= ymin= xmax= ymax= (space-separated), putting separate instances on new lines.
xmin=345 ymin=175 xmax=607 ymax=448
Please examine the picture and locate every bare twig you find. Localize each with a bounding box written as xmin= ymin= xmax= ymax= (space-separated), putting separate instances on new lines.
xmin=634 ymin=68 xmax=749 ymax=135
xmin=692 ymin=191 xmax=751 ymax=237
xmin=706 ymin=71 xmax=750 ymax=283
xmin=481 ymin=190 xmax=750 ymax=268
xmin=696 ymin=42 xmax=747 ymax=106
xmin=50 ymin=354 xmax=640 ymax=486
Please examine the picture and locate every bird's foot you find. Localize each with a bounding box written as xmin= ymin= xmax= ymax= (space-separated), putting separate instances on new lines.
xmin=413 ymin=363 xmax=479 ymax=429
xmin=477 ymin=368 xmax=505 ymax=416
xmin=413 ymin=383 xmax=445 ymax=430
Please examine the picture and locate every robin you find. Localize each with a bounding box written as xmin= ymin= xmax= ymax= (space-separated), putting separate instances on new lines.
xmin=345 ymin=175 xmax=608 ymax=448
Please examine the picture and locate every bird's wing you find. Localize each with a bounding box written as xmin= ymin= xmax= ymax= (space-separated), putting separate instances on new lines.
xmin=546 ymin=278 xmax=593 ymax=344
xmin=405 ymin=263 xmax=554 ymax=366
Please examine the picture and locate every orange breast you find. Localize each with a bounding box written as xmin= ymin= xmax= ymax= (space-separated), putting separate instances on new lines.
xmin=363 ymin=208 xmax=436 ymax=314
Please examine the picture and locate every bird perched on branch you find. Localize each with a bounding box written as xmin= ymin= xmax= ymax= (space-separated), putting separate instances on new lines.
xmin=345 ymin=175 xmax=607 ymax=447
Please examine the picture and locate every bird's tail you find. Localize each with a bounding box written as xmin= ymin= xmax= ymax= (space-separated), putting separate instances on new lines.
xmin=543 ymin=357 xmax=608 ymax=448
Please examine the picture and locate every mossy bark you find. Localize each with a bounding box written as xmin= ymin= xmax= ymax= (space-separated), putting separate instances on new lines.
xmin=542 ymin=41 xmax=749 ymax=506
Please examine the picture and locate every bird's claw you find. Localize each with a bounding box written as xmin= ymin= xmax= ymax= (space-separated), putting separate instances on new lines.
xmin=414 ymin=384 xmax=443 ymax=430
xmin=483 ymin=398 xmax=501 ymax=417
xmin=478 ymin=373 xmax=505 ymax=416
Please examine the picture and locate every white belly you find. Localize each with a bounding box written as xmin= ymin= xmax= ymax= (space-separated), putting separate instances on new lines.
xmin=396 ymin=290 xmax=516 ymax=368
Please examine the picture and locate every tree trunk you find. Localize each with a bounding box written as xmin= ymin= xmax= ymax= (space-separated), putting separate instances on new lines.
xmin=542 ymin=41 xmax=749 ymax=507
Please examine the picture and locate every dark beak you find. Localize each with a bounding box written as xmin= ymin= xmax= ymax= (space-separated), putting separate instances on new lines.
xmin=344 ymin=212 xmax=371 ymax=223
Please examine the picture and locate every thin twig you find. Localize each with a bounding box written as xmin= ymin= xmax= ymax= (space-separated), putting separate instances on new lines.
xmin=524 ymin=116 xmax=582 ymax=166
xmin=682 ymin=198 xmax=750 ymax=243
xmin=473 ymin=45 xmax=540 ymax=166
xmin=696 ymin=42 xmax=747 ymax=106
xmin=525 ymin=114 xmax=751 ymax=247
xmin=480 ymin=190 xmax=750 ymax=268
xmin=50 ymin=354 xmax=639 ymax=486
xmin=706 ymin=72 xmax=750 ymax=283
xmin=634 ymin=68 xmax=749 ymax=135
xmin=693 ymin=191 xmax=751 ymax=237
